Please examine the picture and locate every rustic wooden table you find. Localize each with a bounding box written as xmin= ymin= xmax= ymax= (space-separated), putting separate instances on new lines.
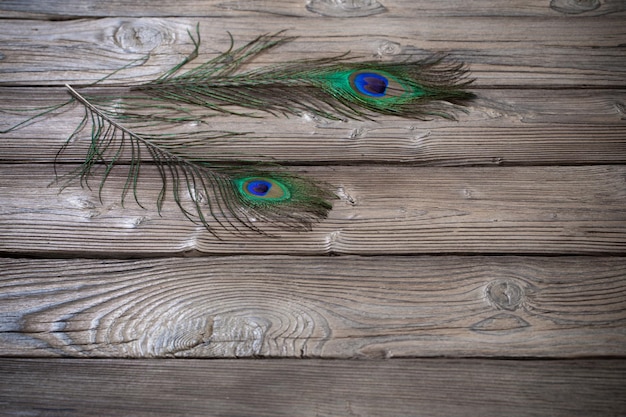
xmin=1 ymin=1 xmax=625 ymax=416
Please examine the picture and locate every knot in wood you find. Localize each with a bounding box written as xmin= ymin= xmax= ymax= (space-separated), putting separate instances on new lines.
xmin=306 ymin=0 xmax=387 ymax=17
xmin=377 ymin=40 xmax=402 ymax=57
xmin=614 ymin=102 xmax=626 ymax=119
xmin=114 ymin=20 xmax=171 ymax=53
xmin=486 ymin=279 xmax=524 ymax=311
xmin=550 ymin=0 xmax=600 ymax=14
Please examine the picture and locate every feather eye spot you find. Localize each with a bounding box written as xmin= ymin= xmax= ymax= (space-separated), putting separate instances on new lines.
xmin=350 ymin=72 xmax=389 ymax=97
xmin=247 ymin=180 xmax=271 ymax=196
xmin=237 ymin=177 xmax=291 ymax=202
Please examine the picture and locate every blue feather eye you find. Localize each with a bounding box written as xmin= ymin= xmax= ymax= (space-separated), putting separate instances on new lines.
xmin=247 ymin=179 xmax=272 ymax=196
xmin=350 ymin=72 xmax=389 ymax=97
xmin=236 ymin=177 xmax=292 ymax=202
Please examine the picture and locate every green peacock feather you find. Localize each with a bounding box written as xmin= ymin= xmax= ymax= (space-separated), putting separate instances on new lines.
xmin=52 ymin=85 xmax=334 ymax=237
xmin=132 ymin=29 xmax=473 ymax=121
xmin=1 ymin=27 xmax=474 ymax=235
xmin=68 ymin=27 xmax=474 ymax=124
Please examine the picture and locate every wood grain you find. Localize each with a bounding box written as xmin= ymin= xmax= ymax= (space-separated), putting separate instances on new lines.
xmin=1 ymin=3 xmax=625 ymax=416
xmin=1 ymin=358 xmax=625 ymax=417
xmin=0 ymin=165 xmax=626 ymax=257
xmin=1 ymin=164 xmax=625 ymax=256
xmin=1 ymin=0 xmax=624 ymax=18
xmin=2 ymin=88 xmax=625 ymax=165
xmin=0 ymin=17 xmax=623 ymax=86
xmin=1 ymin=256 xmax=625 ymax=358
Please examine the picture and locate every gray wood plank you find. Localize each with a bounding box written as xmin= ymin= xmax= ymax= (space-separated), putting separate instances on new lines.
xmin=1 ymin=358 xmax=625 ymax=417
xmin=3 ymin=88 xmax=625 ymax=165
xmin=0 ymin=17 xmax=623 ymax=86
xmin=0 ymin=4 xmax=624 ymax=417
xmin=1 ymin=0 xmax=624 ymax=18
xmin=1 ymin=165 xmax=625 ymax=256
xmin=1 ymin=256 xmax=624 ymax=358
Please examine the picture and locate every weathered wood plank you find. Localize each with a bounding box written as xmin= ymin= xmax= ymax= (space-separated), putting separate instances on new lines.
xmin=1 ymin=165 xmax=625 ymax=256
xmin=2 ymin=88 xmax=625 ymax=165
xmin=1 ymin=358 xmax=625 ymax=417
xmin=0 ymin=17 xmax=623 ymax=86
xmin=1 ymin=0 xmax=624 ymax=18
xmin=0 ymin=4 xmax=623 ymax=417
xmin=1 ymin=256 xmax=624 ymax=358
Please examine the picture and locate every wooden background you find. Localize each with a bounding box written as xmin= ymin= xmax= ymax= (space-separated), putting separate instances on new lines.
xmin=1 ymin=0 xmax=626 ymax=415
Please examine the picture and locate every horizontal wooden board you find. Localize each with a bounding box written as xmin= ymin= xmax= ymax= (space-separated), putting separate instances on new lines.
xmin=1 ymin=0 xmax=625 ymax=18
xmin=1 ymin=5 xmax=624 ymax=417
xmin=1 ymin=256 xmax=625 ymax=358
xmin=1 ymin=164 xmax=625 ymax=256
xmin=1 ymin=358 xmax=625 ymax=417
xmin=0 ymin=17 xmax=623 ymax=86
xmin=2 ymin=88 xmax=626 ymax=165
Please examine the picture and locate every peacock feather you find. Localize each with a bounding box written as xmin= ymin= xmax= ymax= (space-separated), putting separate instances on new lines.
xmin=1 ymin=27 xmax=475 ymax=235
xmin=64 ymin=27 xmax=474 ymax=124
xmin=130 ymin=29 xmax=475 ymax=121
xmin=51 ymin=85 xmax=334 ymax=237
